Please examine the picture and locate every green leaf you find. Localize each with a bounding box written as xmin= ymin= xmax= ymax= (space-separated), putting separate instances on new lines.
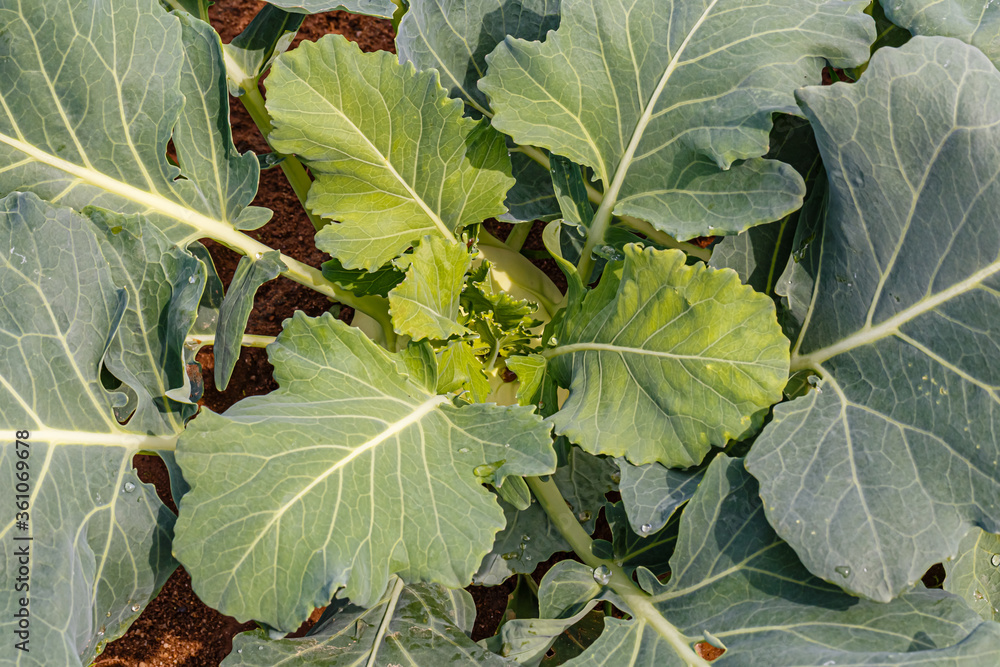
xmin=223 ymin=4 xmax=305 ymax=96
xmin=883 ymin=0 xmax=999 ymax=67
xmin=222 ymin=579 xmax=511 ymax=666
xmin=617 ymin=460 xmax=704 ymax=535
xmin=174 ymin=312 xmax=556 ymax=630
xmin=0 ymin=194 xmax=181 ymax=666
xmin=259 ymin=0 xmax=397 ymax=17
xmin=214 ymin=251 xmax=286 ymax=390
xmin=395 ymin=0 xmax=561 ymax=115
xmin=600 ymin=501 xmax=678 ymax=577
xmin=483 ymin=601 xmax=602 ymax=666
xmin=500 ymin=150 xmax=560 ymax=223
xmin=480 ymin=0 xmax=874 ymax=240
xmin=266 ymin=35 xmax=514 ymax=269
xmin=321 ymin=257 xmax=405 ymax=298
xmin=437 ymin=339 xmax=491 ymax=402
xmin=506 ymin=354 xmax=557 ymax=411
xmin=945 ymin=529 xmax=1000 ymax=622
xmin=389 ymin=235 xmax=472 ymax=340
xmin=548 ymin=246 xmax=789 ymax=467
xmin=569 ymin=457 xmax=1000 ymax=665
xmin=0 ymin=1 xmax=264 ymax=244
xmin=550 ymin=154 xmax=594 ymax=228
xmin=745 ymin=36 xmax=1000 ymax=602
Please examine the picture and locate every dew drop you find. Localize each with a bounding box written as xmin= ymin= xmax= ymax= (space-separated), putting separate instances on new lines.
xmin=259 ymin=645 xmax=264 ymax=650
xmin=131 ymin=603 xmax=141 ymax=613
xmin=823 ymin=661 xmax=836 ymax=666
xmin=501 ymin=551 xmax=518 ymax=560
xmin=639 ymin=523 xmax=652 ymax=535
xmin=521 ymin=534 xmax=531 ymax=542
xmin=525 ymin=555 xmax=532 ymax=561
xmin=254 ymin=252 xmax=263 ymax=260
xmin=237 ymin=649 xmax=242 ymax=654
xmin=106 ymin=611 xmax=111 ymax=617
xmin=975 ymin=590 xmax=984 ymax=600
xmin=458 ymin=447 xmax=470 ymax=454
xmin=123 ymin=482 xmax=136 ymax=493
xmin=834 ymin=565 xmax=851 ymax=578
xmin=592 ymin=565 xmax=612 ymax=585
xmin=97 ymin=627 xmax=105 ymax=638
xmin=188 ymin=274 xmax=196 ymax=284
xmin=577 ymin=510 xmax=592 ymax=522
xmin=611 ymin=470 xmax=621 ymax=484
xmin=992 ymin=554 xmax=1000 ymax=568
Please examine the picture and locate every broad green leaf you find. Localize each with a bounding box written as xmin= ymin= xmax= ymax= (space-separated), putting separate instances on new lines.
xmin=548 ymin=246 xmax=789 ymax=467
xmin=506 ymin=354 xmax=556 ymax=411
xmin=389 ymin=235 xmax=472 ymax=340
xmin=745 ymin=36 xmax=1000 ymax=602
xmin=945 ymin=528 xmax=1000 ymax=621
xmin=550 ymin=154 xmax=593 ymax=228
xmin=617 ymin=459 xmax=704 ymax=535
xmin=883 ymin=0 xmax=999 ymax=67
xmin=174 ymin=312 xmax=556 ymax=630
xmin=0 ymin=1 xmax=264 ymax=245
xmin=480 ymin=0 xmax=874 ymax=240
xmin=0 ymin=194 xmax=183 ymax=666
xmin=266 ymin=35 xmax=514 ymax=269
xmin=395 ymin=0 xmax=560 ymax=115
xmin=321 ymin=256 xmax=405 ymax=298
xmin=597 ymin=501 xmax=678 ymax=577
xmin=260 ymin=0 xmax=397 ymax=17
xmin=214 ymin=251 xmax=286 ymax=390
xmin=223 ymin=4 xmax=305 ymax=96
xmin=483 ymin=601 xmax=600 ymax=666
xmin=569 ymin=457 xmax=1000 ymax=665
xmin=223 ymin=579 xmax=511 ymax=666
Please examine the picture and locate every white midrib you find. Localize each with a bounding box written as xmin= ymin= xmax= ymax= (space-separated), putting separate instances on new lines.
xmin=791 ymin=257 xmax=1000 ymax=370
xmin=543 ymin=342 xmax=778 ymax=368
xmin=581 ymin=0 xmax=719 ymax=266
xmin=223 ymin=395 xmax=449 ymax=581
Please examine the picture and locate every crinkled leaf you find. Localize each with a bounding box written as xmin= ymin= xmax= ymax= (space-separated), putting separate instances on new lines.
xmin=389 ymin=235 xmax=472 ymax=340
xmin=745 ymin=37 xmax=1000 ymax=601
xmin=437 ymin=339 xmax=491 ymax=401
xmin=214 ymin=251 xmax=286 ymax=390
xmin=884 ymin=0 xmax=1000 ymax=67
xmin=945 ymin=528 xmax=1000 ymax=622
xmin=480 ymin=0 xmax=874 ymax=240
xmin=223 ymin=580 xmax=510 ymax=666
xmin=0 ymin=194 xmax=182 ymax=667
xmin=395 ymin=0 xmax=561 ymax=115
xmin=567 ymin=457 xmax=1000 ymax=666
xmin=549 ymin=246 xmax=789 ymax=467
xmin=617 ymin=459 xmax=704 ymax=535
xmin=321 ymin=257 xmax=404 ymax=298
xmin=462 ymin=260 xmax=541 ymax=358
xmin=0 ymin=1 xmax=264 ymax=245
xmin=266 ymin=35 xmax=514 ymax=269
xmin=260 ymin=0 xmax=396 ymax=17
xmin=174 ymin=312 xmax=556 ymax=630
xmin=483 ymin=601 xmax=601 ymax=666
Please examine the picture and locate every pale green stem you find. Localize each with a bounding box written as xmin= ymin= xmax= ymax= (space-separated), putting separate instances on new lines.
xmin=504 ymin=222 xmax=533 ymax=253
xmin=526 ymin=476 xmax=711 ymax=667
xmin=233 ymin=73 xmax=326 ymax=232
xmin=185 ymin=333 xmax=276 ymax=349
xmin=477 ymin=230 xmax=563 ymax=315
xmin=366 ymin=576 xmax=405 ymax=667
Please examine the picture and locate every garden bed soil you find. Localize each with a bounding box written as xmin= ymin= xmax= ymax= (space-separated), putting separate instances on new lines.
xmin=97 ymin=2 xmax=562 ymax=664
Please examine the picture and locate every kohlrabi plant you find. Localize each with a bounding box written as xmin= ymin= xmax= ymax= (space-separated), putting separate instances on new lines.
xmin=4 ymin=0 xmax=1000 ymax=664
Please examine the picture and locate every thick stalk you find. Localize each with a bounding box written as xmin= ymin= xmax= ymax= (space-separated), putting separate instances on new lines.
xmin=526 ymin=476 xmax=710 ymax=667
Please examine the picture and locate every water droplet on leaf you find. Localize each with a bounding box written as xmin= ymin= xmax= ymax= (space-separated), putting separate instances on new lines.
xmin=639 ymin=523 xmax=652 ymax=535
xmin=592 ymin=565 xmax=612 ymax=585
xmin=458 ymin=447 xmax=470 ymax=454
xmin=992 ymin=554 xmax=1000 ymax=567
xmin=123 ymin=482 xmax=135 ymax=493
xmin=97 ymin=627 xmax=105 ymax=638
xmin=577 ymin=510 xmax=592 ymax=522
xmin=131 ymin=603 xmax=141 ymax=613
xmin=188 ymin=274 xmax=196 ymax=284
xmin=834 ymin=565 xmax=851 ymax=578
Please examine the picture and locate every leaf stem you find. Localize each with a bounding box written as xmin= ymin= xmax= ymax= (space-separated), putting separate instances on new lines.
xmin=184 ymin=333 xmax=276 ymax=349
xmin=366 ymin=576 xmax=405 ymax=667
xmin=504 ymin=222 xmax=533 ymax=253
xmin=525 ymin=476 xmax=710 ymax=666
xmin=222 ymin=50 xmax=326 ymax=232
